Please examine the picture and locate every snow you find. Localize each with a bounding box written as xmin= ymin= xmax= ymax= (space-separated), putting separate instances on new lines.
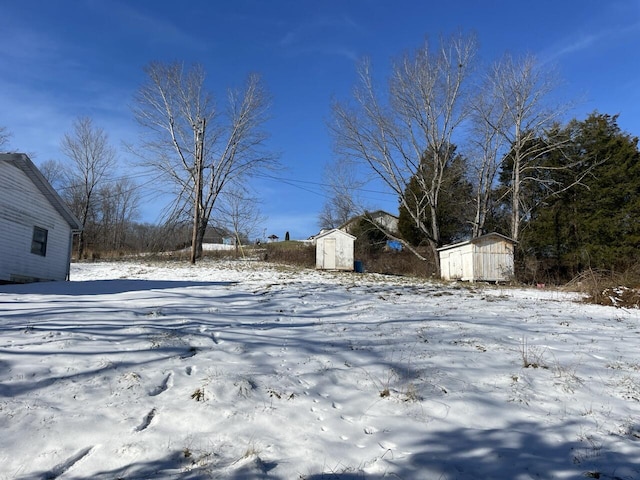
xmin=1 ymin=259 xmax=639 ymax=479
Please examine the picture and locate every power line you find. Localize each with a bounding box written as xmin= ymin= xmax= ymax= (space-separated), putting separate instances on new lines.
xmin=253 ymin=172 xmax=398 ymax=198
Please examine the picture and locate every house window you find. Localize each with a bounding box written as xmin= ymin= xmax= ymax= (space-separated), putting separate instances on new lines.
xmin=31 ymin=226 xmax=48 ymax=256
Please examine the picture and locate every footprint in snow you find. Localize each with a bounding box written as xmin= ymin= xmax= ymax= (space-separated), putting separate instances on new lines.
xmin=149 ymin=371 xmax=174 ymax=396
xmin=44 ymin=446 xmax=95 ymax=479
xmin=135 ymin=408 xmax=157 ymax=432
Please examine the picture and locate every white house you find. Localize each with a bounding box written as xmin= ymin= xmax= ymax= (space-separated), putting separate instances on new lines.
xmin=0 ymin=153 xmax=82 ymax=283
xmin=438 ymin=233 xmax=516 ymax=282
xmin=315 ymin=228 xmax=356 ymax=271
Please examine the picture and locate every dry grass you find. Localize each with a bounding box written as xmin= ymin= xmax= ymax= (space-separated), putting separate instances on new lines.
xmin=566 ymin=267 xmax=640 ymax=308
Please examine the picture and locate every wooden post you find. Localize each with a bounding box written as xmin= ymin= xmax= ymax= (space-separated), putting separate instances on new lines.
xmin=190 ymin=118 xmax=205 ymax=264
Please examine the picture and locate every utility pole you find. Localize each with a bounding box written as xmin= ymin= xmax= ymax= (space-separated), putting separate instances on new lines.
xmin=190 ymin=118 xmax=205 ymax=264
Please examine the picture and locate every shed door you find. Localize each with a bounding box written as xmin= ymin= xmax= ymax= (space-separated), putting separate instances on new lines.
xmin=450 ymin=250 xmax=464 ymax=279
xmin=323 ymin=238 xmax=336 ymax=269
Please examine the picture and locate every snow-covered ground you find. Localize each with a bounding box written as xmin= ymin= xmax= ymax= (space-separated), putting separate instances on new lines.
xmin=1 ymin=259 xmax=639 ymax=479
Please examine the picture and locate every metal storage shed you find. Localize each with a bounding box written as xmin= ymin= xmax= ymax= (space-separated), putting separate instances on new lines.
xmin=315 ymin=228 xmax=356 ymax=271
xmin=438 ymin=233 xmax=516 ymax=282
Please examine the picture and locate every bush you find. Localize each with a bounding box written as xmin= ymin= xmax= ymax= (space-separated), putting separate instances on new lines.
xmin=262 ymin=241 xmax=315 ymax=268
xmin=354 ymin=248 xmax=435 ymax=278
xmin=260 ymin=239 xmax=437 ymax=278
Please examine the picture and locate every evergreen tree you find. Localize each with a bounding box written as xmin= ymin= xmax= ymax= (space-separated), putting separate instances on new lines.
xmin=398 ymin=144 xmax=473 ymax=246
xmin=521 ymin=113 xmax=640 ymax=279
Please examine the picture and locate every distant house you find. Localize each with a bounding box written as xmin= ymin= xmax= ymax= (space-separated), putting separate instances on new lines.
xmin=438 ymin=233 xmax=516 ymax=282
xmin=0 ymin=153 xmax=81 ymax=283
xmin=315 ymin=228 xmax=356 ymax=271
xmin=341 ymin=210 xmax=399 ymax=235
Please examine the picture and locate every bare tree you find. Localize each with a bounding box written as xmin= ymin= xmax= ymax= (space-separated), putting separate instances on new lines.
xmin=214 ymin=183 xmax=264 ymax=256
xmin=331 ymin=33 xmax=477 ymax=274
xmin=486 ymin=54 xmax=570 ymax=242
xmin=131 ymin=62 xmax=275 ymax=263
xmin=38 ymin=159 xmax=67 ymax=192
xmin=0 ymin=126 xmax=11 ymax=149
xmin=468 ymin=75 xmax=508 ymax=238
xmin=97 ymin=177 xmax=140 ymax=251
xmin=318 ymin=158 xmax=363 ymax=230
xmin=61 ymin=117 xmax=116 ymax=258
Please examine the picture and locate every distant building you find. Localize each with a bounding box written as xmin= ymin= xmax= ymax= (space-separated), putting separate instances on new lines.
xmin=315 ymin=228 xmax=356 ymax=271
xmin=438 ymin=233 xmax=516 ymax=282
xmin=0 ymin=153 xmax=81 ymax=283
xmin=340 ymin=210 xmax=399 ymax=235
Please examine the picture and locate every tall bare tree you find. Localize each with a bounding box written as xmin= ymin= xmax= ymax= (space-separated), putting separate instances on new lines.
xmin=486 ymin=54 xmax=570 ymax=242
xmin=318 ymin=157 xmax=363 ymax=230
xmin=61 ymin=117 xmax=116 ymax=258
xmin=468 ymin=75 xmax=508 ymax=238
xmin=131 ymin=62 xmax=275 ymax=262
xmin=331 ymin=33 xmax=477 ymax=274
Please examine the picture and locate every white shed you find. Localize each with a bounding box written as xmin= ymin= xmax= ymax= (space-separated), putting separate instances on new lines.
xmin=0 ymin=153 xmax=82 ymax=283
xmin=315 ymin=228 xmax=356 ymax=271
xmin=438 ymin=233 xmax=516 ymax=282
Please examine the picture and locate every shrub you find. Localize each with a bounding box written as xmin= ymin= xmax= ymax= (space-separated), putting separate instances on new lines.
xmin=262 ymin=241 xmax=315 ymax=268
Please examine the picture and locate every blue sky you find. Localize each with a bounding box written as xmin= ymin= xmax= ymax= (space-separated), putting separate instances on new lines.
xmin=1 ymin=1 xmax=639 ymax=240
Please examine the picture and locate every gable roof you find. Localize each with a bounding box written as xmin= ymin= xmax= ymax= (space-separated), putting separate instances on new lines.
xmin=315 ymin=228 xmax=356 ymax=240
xmin=437 ymin=232 xmax=516 ymax=252
xmin=1 ymin=153 xmax=82 ymax=231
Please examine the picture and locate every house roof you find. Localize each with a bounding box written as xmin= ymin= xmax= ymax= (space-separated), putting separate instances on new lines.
xmin=1 ymin=153 xmax=82 ymax=231
xmin=436 ymin=232 xmax=516 ymax=252
xmin=339 ymin=210 xmax=398 ymax=231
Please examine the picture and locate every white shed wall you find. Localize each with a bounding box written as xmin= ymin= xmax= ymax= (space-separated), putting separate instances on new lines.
xmin=439 ymin=234 xmax=515 ymax=282
xmin=315 ymin=230 xmax=355 ymax=271
xmin=0 ymin=161 xmax=73 ymax=282
xmin=472 ymin=237 xmax=514 ymax=282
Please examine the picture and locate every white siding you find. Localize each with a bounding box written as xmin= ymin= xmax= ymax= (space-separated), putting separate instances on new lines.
xmin=473 ymin=236 xmax=514 ymax=282
xmin=438 ymin=233 xmax=515 ymax=282
xmin=0 ymin=160 xmax=73 ymax=282
xmin=315 ymin=229 xmax=355 ymax=271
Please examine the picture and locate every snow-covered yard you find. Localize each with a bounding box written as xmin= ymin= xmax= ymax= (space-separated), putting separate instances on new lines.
xmin=1 ymin=260 xmax=639 ymax=479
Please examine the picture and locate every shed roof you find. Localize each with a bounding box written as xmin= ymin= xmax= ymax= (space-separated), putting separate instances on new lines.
xmin=1 ymin=153 xmax=82 ymax=231
xmin=315 ymin=228 xmax=356 ymax=240
xmin=437 ymin=232 xmax=516 ymax=252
